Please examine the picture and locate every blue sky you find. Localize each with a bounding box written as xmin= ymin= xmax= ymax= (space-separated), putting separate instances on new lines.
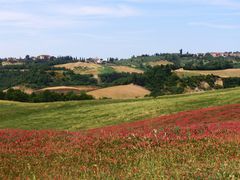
xmin=0 ymin=0 xmax=239 ymax=58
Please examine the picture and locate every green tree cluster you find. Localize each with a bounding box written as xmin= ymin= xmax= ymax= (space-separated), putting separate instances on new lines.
xmin=0 ymin=89 xmax=94 ymax=103
xmin=184 ymin=59 xmax=234 ymax=70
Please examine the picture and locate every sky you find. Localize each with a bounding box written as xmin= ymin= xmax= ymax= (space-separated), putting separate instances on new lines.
xmin=0 ymin=0 xmax=239 ymax=59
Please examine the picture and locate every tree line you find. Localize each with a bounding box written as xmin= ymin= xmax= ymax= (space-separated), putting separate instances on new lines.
xmin=100 ymin=65 xmax=240 ymax=96
xmin=115 ymin=53 xmax=240 ymax=70
xmin=184 ymin=59 xmax=234 ymax=70
xmin=0 ymin=67 xmax=97 ymax=91
xmin=0 ymin=89 xmax=94 ymax=103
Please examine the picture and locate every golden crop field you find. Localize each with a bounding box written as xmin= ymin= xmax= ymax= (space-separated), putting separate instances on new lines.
xmin=110 ymin=65 xmax=144 ymax=74
xmin=88 ymin=84 xmax=150 ymax=99
xmin=148 ymin=60 xmax=173 ymax=66
xmin=55 ymin=62 xmax=102 ymax=75
xmin=175 ymin=68 xmax=240 ymax=78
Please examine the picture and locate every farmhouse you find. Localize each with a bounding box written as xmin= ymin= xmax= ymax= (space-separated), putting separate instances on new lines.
xmin=84 ymin=57 xmax=104 ymax=64
xmin=37 ymin=55 xmax=52 ymax=60
xmin=210 ymin=52 xmax=225 ymax=57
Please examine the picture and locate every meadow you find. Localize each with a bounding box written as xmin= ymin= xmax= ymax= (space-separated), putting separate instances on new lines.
xmin=0 ymin=87 xmax=240 ymax=179
xmin=0 ymin=87 xmax=240 ymax=130
xmin=0 ymin=104 xmax=240 ymax=179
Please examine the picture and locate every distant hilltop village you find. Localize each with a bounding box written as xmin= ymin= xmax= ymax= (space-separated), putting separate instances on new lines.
xmin=0 ymin=55 xmax=112 ymax=66
xmin=0 ymin=51 xmax=240 ymax=66
xmin=178 ymin=50 xmax=240 ymax=58
xmin=208 ymin=52 xmax=240 ymax=58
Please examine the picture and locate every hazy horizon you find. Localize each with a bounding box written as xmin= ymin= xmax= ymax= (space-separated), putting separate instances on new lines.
xmin=0 ymin=0 xmax=239 ymax=59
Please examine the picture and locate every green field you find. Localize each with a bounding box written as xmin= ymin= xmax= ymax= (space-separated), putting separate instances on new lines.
xmin=0 ymin=87 xmax=240 ymax=131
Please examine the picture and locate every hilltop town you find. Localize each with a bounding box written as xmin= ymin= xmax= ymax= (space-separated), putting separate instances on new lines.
xmin=1 ymin=51 xmax=240 ymax=66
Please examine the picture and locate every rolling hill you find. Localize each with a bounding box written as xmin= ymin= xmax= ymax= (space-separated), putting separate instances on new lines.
xmin=1 ymin=103 xmax=240 ymax=178
xmin=55 ymin=62 xmax=143 ymax=76
xmin=55 ymin=62 xmax=102 ymax=77
xmin=0 ymin=87 xmax=240 ymax=130
xmin=110 ymin=66 xmax=144 ymax=74
xmin=176 ymin=68 xmax=240 ymax=78
xmin=88 ymin=84 xmax=150 ymax=99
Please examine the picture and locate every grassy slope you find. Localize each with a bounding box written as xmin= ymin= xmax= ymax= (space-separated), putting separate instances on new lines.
xmin=147 ymin=60 xmax=173 ymax=66
xmin=110 ymin=65 xmax=144 ymax=73
xmin=175 ymin=68 xmax=240 ymax=78
xmin=0 ymin=87 xmax=240 ymax=131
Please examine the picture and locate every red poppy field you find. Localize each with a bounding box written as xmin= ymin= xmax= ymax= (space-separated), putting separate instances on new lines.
xmin=0 ymin=104 xmax=240 ymax=179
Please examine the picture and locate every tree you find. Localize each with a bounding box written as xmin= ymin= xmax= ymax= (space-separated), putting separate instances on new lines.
xmin=0 ymin=91 xmax=5 ymax=99
xmin=5 ymin=89 xmax=29 ymax=102
xmin=25 ymin=55 xmax=31 ymax=61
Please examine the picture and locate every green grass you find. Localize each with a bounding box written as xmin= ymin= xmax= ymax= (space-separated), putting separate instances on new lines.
xmin=0 ymin=87 xmax=240 ymax=131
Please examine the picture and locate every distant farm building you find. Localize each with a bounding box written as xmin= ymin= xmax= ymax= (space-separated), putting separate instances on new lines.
xmin=209 ymin=52 xmax=240 ymax=58
xmin=37 ymin=55 xmax=52 ymax=60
